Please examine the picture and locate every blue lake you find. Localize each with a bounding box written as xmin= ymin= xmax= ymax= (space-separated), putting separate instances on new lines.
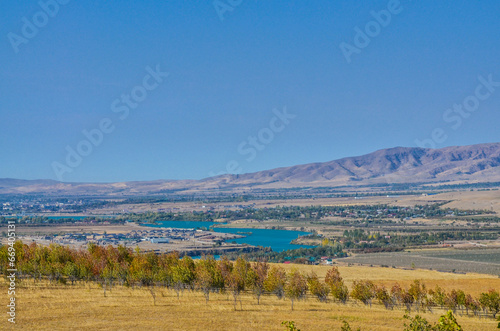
xmin=144 ymin=220 xmax=314 ymax=252
xmin=212 ymin=228 xmax=314 ymax=252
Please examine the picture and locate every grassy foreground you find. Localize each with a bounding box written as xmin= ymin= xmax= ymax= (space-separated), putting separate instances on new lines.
xmin=1 ymin=265 xmax=499 ymax=330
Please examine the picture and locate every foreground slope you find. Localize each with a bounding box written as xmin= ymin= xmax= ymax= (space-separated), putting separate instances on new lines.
xmin=2 ymin=265 xmax=498 ymax=330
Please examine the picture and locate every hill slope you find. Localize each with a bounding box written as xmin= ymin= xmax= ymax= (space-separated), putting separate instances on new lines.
xmin=2 ymin=142 xmax=500 ymax=195
xmin=224 ymin=142 xmax=500 ymax=187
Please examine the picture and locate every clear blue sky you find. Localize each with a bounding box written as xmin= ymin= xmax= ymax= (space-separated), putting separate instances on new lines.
xmin=1 ymin=0 xmax=500 ymax=182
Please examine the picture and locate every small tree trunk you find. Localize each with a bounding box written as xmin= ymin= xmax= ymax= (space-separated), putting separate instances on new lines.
xmin=149 ymin=288 xmax=156 ymax=306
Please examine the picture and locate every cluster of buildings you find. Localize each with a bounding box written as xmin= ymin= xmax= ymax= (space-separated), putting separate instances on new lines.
xmin=1 ymin=198 xmax=89 ymax=215
xmin=133 ymin=228 xmax=197 ymax=243
xmin=21 ymin=228 xmax=198 ymax=248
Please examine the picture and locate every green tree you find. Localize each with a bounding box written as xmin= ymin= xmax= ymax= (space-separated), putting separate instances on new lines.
xmin=403 ymin=311 xmax=463 ymax=331
xmin=434 ymin=310 xmax=463 ymax=331
xmin=306 ymin=271 xmax=329 ymax=302
xmin=428 ymin=285 xmax=447 ymax=309
xmin=403 ymin=311 xmax=433 ymax=331
xmin=480 ymin=289 xmax=500 ymax=318
xmin=246 ymin=261 xmax=268 ymax=305
xmin=281 ymin=320 xmax=300 ymax=331
xmin=341 ymin=320 xmax=361 ymax=331
xmin=63 ymin=261 xmax=79 ymax=285
xmin=454 ymin=289 xmax=466 ymax=313
xmin=285 ymin=269 xmax=307 ymax=311
xmin=351 ymin=280 xmax=376 ymax=306
xmin=195 ymin=256 xmax=219 ymax=303
xmin=226 ymin=256 xmax=249 ymax=310
xmin=375 ymin=285 xmax=392 ymax=309
xmin=172 ymin=256 xmax=196 ymax=298
xmin=325 ymin=266 xmax=348 ymax=303
xmin=264 ymin=265 xmax=286 ymax=299
xmin=408 ymin=280 xmax=427 ymax=311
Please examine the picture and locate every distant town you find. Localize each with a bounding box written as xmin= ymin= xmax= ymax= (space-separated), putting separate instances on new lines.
xmin=12 ymin=223 xmax=251 ymax=256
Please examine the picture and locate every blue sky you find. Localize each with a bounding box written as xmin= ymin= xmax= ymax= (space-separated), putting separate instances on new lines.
xmin=1 ymin=0 xmax=500 ymax=182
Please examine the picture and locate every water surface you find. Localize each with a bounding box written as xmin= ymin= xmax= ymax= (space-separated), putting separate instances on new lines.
xmin=145 ymin=220 xmax=313 ymax=252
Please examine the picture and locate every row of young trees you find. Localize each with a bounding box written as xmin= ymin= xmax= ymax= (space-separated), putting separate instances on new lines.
xmin=348 ymin=279 xmax=500 ymax=318
xmin=1 ymin=241 xmax=499 ymax=317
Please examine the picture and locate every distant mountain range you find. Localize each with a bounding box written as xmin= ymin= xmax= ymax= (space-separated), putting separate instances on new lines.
xmin=2 ymin=142 xmax=500 ymax=196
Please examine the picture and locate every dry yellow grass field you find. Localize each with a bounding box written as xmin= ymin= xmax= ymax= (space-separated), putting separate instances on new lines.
xmin=1 ymin=265 xmax=498 ymax=330
xmin=285 ymin=264 xmax=500 ymax=297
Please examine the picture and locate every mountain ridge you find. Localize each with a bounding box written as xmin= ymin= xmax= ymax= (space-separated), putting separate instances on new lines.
xmin=2 ymin=142 xmax=500 ymax=196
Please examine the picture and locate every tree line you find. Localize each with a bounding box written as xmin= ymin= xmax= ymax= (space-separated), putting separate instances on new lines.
xmin=1 ymin=241 xmax=499 ymax=318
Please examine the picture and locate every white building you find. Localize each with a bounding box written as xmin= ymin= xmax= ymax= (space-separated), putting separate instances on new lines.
xmin=150 ymin=238 xmax=170 ymax=244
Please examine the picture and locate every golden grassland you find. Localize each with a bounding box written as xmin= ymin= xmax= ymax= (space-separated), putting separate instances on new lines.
xmin=438 ymin=190 xmax=500 ymax=214
xmin=1 ymin=265 xmax=499 ymax=330
xmin=282 ymin=264 xmax=500 ymax=297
